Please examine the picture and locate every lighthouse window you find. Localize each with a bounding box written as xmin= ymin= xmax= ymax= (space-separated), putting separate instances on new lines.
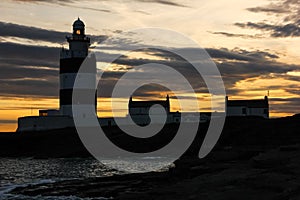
xmin=76 ymin=29 xmax=81 ymax=35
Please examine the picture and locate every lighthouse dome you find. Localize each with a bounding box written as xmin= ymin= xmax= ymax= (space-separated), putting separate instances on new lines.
xmin=72 ymin=18 xmax=85 ymax=36
xmin=73 ymin=18 xmax=85 ymax=30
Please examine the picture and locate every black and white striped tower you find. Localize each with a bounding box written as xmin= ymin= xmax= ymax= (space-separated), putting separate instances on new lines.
xmin=60 ymin=18 xmax=97 ymax=117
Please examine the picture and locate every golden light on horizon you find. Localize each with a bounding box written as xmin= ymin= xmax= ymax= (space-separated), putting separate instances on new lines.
xmin=0 ymin=97 xmax=59 ymax=132
xmin=96 ymin=92 xmax=223 ymax=119
xmin=233 ymin=76 xmax=299 ymax=99
xmin=287 ymin=71 xmax=300 ymax=77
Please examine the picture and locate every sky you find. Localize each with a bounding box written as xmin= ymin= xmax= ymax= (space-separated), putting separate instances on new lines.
xmin=0 ymin=0 xmax=300 ymax=132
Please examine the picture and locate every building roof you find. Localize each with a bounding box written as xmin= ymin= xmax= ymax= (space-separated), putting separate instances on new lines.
xmin=129 ymin=96 xmax=170 ymax=108
xmin=227 ymin=97 xmax=268 ymax=108
xmin=129 ymin=100 xmax=169 ymax=108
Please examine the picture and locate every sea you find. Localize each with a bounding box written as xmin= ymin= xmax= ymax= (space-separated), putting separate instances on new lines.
xmin=0 ymin=157 xmax=173 ymax=200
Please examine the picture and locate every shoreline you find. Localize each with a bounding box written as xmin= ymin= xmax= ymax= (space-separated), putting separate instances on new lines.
xmin=9 ymin=144 xmax=300 ymax=199
xmin=2 ymin=116 xmax=300 ymax=199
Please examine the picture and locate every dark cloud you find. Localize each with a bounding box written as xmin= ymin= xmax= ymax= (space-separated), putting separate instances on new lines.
xmin=229 ymin=48 xmax=279 ymax=60
xmin=0 ymin=42 xmax=59 ymax=66
xmin=206 ymin=48 xmax=255 ymax=62
xmin=59 ymin=3 xmax=111 ymax=13
xmin=212 ymin=0 xmax=300 ymax=38
xmin=98 ymin=48 xmax=215 ymax=97
xmin=207 ymin=47 xmax=279 ymax=62
xmin=0 ymin=64 xmax=57 ymax=80
xmin=217 ymin=59 xmax=298 ymax=93
xmin=246 ymin=0 xmax=299 ymax=16
xmin=0 ymin=102 xmax=59 ymax=111
xmin=136 ymin=0 xmax=188 ymax=7
xmin=0 ymin=21 xmax=107 ymax=44
xmin=0 ymin=78 xmax=58 ymax=97
xmin=203 ymin=47 xmax=298 ymax=97
xmin=131 ymin=84 xmax=171 ymax=98
xmin=14 ymin=0 xmax=73 ymax=2
xmin=234 ymin=0 xmax=300 ymax=38
xmin=0 ymin=42 xmax=59 ymax=97
xmin=12 ymin=0 xmax=185 ymax=10
xmin=210 ymin=31 xmax=263 ymax=39
xmin=0 ymin=120 xmax=17 ymax=124
xmin=95 ymin=46 xmax=299 ymax=101
xmin=235 ymin=22 xmax=300 ymax=37
xmin=134 ymin=10 xmax=151 ymax=15
xmin=247 ymin=3 xmax=288 ymax=14
xmin=0 ymin=22 xmax=68 ymax=43
xmin=11 ymin=0 xmax=111 ymax=13
xmin=269 ymin=97 xmax=300 ymax=114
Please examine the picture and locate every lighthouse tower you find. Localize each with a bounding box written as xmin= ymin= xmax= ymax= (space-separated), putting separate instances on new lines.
xmin=60 ymin=18 xmax=97 ymax=117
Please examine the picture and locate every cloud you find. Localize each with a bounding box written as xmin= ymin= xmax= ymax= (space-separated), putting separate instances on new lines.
xmin=11 ymin=0 xmax=112 ymax=13
xmin=136 ymin=0 xmax=188 ymax=7
xmin=96 ymin=48 xmax=215 ymax=98
xmin=0 ymin=21 xmax=107 ymax=44
xmin=270 ymin=97 xmax=300 ymax=114
xmin=210 ymin=31 xmax=264 ymax=39
xmin=14 ymin=0 xmax=73 ymax=2
xmin=234 ymin=0 xmax=300 ymax=38
xmin=206 ymin=47 xmax=280 ymax=62
xmin=59 ymin=3 xmax=112 ymax=13
xmin=95 ymin=46 xmax=299 ymax=101
xmin=246 ymin=0 xmax=299 ymax=15
xmin=247 ymin=4 xmax=288 ymax=14
xmin=0 ymin=42 xmax=59 ymax=65
xmin=0 ymin=41 xmax=59 ymax=97
xmin=0 ymin=120 xmax=17 ymax=124
xmin=12 ymin=0 xmax=186 ymax=10
xmin=203 ymin=47 xmax=299 ymax=97
xmin=0 ymin=22 xmax=68 ymax=43
xmin=0 ymin=78 xmax=58 ymax=97
xmin=212 ymin=0 xmax=300 ymax=38
xmin=235 ymin=22 xmax=300 ymax=37
xmin=218 ymin=59 xmax=299 ymax=94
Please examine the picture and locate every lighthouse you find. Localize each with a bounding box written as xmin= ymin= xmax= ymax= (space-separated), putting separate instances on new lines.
xmin=60 ymin=18 xmax=97 ymax=117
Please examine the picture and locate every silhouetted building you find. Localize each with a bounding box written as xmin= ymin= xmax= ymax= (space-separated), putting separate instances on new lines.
xmin=128 ymin=96 xmax=171 ymax=125
xmin=226 ymin=96 xmax=269 ymax=118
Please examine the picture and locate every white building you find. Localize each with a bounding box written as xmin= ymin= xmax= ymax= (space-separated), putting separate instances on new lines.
xmin=127 ymin=96 xmax=173 ymax=125
xmin=226 ymin=96 xmax=269 ymax=118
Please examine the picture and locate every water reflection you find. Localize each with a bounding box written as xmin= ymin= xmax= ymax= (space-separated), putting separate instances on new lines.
xmin=0 ymin=158 xmax=119 ymax=187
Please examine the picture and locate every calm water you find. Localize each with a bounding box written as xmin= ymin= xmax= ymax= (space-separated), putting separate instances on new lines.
xmin=0 ymin=157 xmax=172 ymax=200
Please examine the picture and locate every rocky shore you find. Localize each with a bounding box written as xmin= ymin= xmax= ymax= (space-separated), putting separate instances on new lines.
xmin=5 ymin=116 xmax=300 ymax=199
xmin=10 ymin=145 xmax=300 ymax=200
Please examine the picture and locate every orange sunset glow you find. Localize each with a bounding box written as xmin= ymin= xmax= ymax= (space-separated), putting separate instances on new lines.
xmin=0 ymin=0 xmax=300 ymax=132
